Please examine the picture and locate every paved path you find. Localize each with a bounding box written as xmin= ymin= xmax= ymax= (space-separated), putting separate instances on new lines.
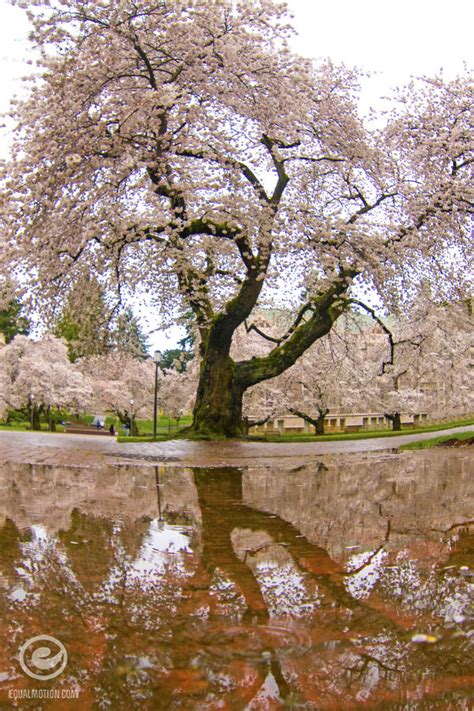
xmin=0 ymin=426 xmax=472 ymax=468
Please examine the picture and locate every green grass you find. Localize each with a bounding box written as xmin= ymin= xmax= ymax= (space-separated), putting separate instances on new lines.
xmin=116 ymin=415 xmax=192 ymax=441
xmin=133 ymin=415 xmax=192 ymax=435
xmin=245 ymin=416 xmax=474 ymax=443
xmin=0 ymin=413 xmax=192 ymax=437
xmin=82 ymin=413 xmax=193 ymax=433
xmin=1 ymin=414 xmax=472 ymax=444
xmin=400 ymin=431 xmax=474 ymax=450
xmin=115 ymin=416 xmax=474 ymax=444
xmin=0 ymin=422 xmax=65 ymax=433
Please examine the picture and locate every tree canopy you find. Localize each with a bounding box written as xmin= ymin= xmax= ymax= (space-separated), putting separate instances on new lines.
xmin=1 ymin=0 xmax=472 ymax=436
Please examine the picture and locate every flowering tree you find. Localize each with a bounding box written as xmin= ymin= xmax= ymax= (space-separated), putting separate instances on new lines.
xmin=2 ymin=0 xmax=472 ymax=437
xmin=159 ymin=368 xmax=197 ymax=428
xmin=379 ymin=301 xmax=473 ymax=425
xmin=0 ymin=335 xmax=92 ymax=428
xmin=241 ymin=314 xmax=382 ymax=433
xmin=283 ymin=355 xmax=359 ymax=435
xmin=77 ymin=352 xmax=156 ymax=434
xmin=241 ymin=300 xmax=473 ymax=431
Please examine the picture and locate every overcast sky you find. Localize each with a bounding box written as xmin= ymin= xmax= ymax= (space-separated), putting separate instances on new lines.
xmin=0 ymin=0 xmax=472 ymax=348
xmin=289 ymin=0 xmax=472 ymax=75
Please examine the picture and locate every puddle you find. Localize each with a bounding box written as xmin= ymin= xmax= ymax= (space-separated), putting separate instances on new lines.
xmin=0 ymin=450 xmax=473 ymax=708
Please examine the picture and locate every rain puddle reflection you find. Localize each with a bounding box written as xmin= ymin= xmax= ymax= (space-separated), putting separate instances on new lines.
xmin=0 ymin=449 xmax=473 ymax=708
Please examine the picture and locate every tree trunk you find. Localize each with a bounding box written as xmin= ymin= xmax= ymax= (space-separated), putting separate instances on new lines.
xmin=46 ymin=406 xmax=57 ymax=432
xmin=189 ymin=281 xmax=348 ymax=438
xmin=385 ymin=412 xmax=401 ymax=431
xmin=193 ymin=349 xmax=244 ymax=438
xmin=392 ymin=412 xmax=401 ymax=431
xmin=32 ymin=405 xmax=41 ymax=431
xmin=315 ymin=413 xmax=326 ymax=435
xmin=288 ymin=407 xmax=328 ymax=436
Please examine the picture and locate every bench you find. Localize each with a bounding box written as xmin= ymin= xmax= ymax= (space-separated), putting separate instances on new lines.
xmin=64 ymin=425 xmax=112 ymax=437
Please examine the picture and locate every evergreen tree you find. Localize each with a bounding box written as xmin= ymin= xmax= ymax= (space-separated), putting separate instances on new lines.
xmin=160 ymin=348 xmax=192 ymax=372
xmin=0 ymin=298 xmax=30 ymax=344
xmin=112 ymin=308 xmax=149 ymax=359
xmin=54 ymin=275 xmax=111 ymax=362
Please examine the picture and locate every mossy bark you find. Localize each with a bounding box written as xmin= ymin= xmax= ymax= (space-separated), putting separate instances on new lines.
xmin=193 ymin=349 xmax=245 ymax=438
xmin=189 ymin=272 xmax=350 ymax=438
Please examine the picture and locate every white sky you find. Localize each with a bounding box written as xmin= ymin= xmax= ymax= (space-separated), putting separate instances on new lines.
xmin=0 ymin=0 xmax=472 ymax=349
xmin=288 ymin=0 xmax=472 ymax=90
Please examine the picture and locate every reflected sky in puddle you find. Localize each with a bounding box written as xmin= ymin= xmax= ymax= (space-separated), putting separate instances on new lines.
xmin=0 ymin=449 xmax=473 ymax=709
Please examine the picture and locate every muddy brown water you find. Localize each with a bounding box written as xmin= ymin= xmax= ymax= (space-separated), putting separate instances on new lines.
xmin=0 ymin=448 xmax=473 ymax=709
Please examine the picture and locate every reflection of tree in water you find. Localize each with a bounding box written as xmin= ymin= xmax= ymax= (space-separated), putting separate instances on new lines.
xmin=188 ymin=468 xmax=474 ymax=708
xmin=0 ymin=518 xmax=26 ymax=577
xmin=0 ymin=463 xmax=473 ymax=709
xmin=194 ymin=467 xmax=340 ymax=621
xmin=57 ymin=509 xmax=116 ymax=591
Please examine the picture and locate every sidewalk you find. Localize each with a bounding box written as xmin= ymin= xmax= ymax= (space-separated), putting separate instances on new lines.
xmin=0 ymin=426 xmax=472 ymax=468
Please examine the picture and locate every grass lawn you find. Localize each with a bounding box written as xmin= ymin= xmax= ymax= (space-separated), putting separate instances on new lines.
xmin=0 ymin=422 xmax=65 ymax=432
xmin=399 ymin=430 xmax=474 ymax=450
xmin=0 ymin=414 xmax=192 ymax=436
xmin=244 ymin=416 xmax=474 ymax=443
xmin=1 ymin=414 xmax=472 ymax=444
xmin=116 ymin=415 xmax=192 ymax=440
xmin=117 ymin=416 xmax=474 ymax=443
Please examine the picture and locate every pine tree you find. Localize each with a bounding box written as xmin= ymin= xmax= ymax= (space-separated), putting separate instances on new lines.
xmin=54 ymin=275 xmax=111 ymax=362
xmin=0 ymin=298 xmax=30 ymax=344
xmin=112 ymin=308 xmax=149 ymax=359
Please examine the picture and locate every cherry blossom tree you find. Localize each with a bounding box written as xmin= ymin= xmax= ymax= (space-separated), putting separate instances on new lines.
xmin=356 ymin=298 xmax=473 ymax=428
xmin=0 ymin=335 xmax=92 ymax=429
xmin=77 ymin=352 xmax=156 ymax=434
xmin=159 ymin=368 xmax=197 ymax=429
xmin=391 ymin=301 xmax=472 ymax=423
xmin=241 ymin=300 xmax=473 ymax=432
xmin=240 ymin=313 xmax=382 ymax=433
xmin=2 ymin=0 xmax=472 ymax=437
xmin=413 ymin=301 xmax=473 ymax=420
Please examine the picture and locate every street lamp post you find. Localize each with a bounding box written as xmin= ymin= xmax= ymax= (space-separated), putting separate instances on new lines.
xmin=30 ymin=393 xmax=34 ymax=431
xmin=153 ymin=350 xmax=162 ymax=439
xmin=129 ymin=399 xmax=134 ymax=436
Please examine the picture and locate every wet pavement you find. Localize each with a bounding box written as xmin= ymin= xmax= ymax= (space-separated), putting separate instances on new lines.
xmin=0 ymin=425 xmax=472 ymax=468
xmin=0 ymin=429 xmax=473 ymax=708
xmin=1 ymin=451 xmax=473 ymax=708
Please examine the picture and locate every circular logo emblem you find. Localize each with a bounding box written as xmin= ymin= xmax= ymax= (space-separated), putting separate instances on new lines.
xmin=19 ymin=635 xmax=68 ymax=680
